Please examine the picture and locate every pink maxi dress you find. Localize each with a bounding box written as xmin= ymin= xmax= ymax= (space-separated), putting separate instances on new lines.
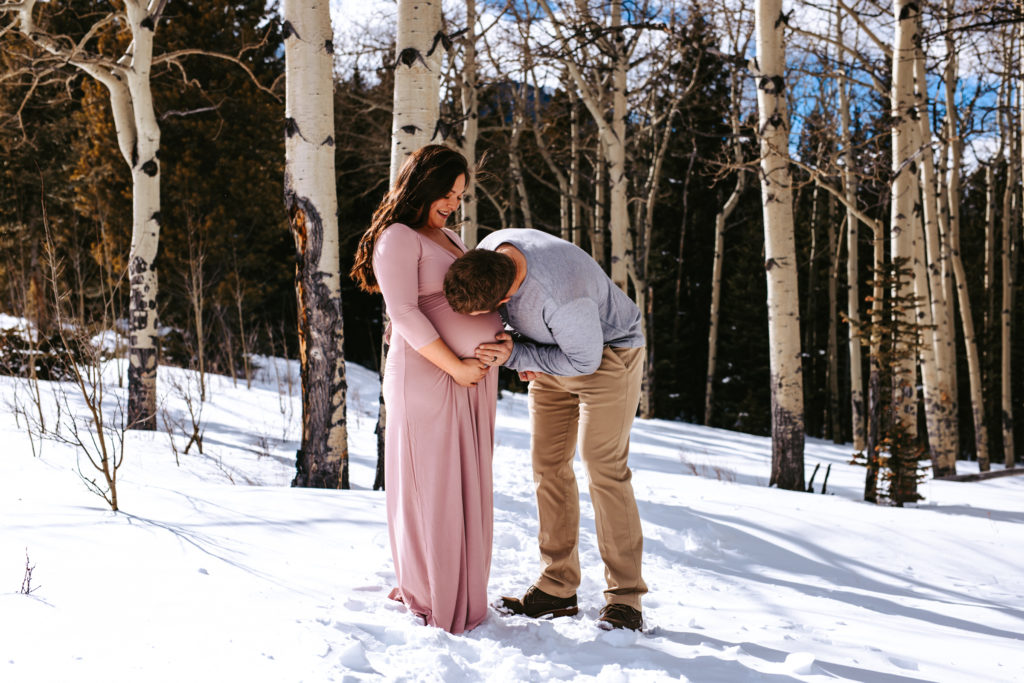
xmin=372 ymin=223 xmax=502 ymax=634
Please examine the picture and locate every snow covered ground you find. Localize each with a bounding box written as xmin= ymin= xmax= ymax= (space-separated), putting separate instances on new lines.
xmin=2 ymin=357 xmax=1023 ymax=682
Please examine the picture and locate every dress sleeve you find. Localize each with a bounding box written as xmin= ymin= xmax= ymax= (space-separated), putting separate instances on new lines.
xmin=372 ymin=225 xmax=440 ymax=350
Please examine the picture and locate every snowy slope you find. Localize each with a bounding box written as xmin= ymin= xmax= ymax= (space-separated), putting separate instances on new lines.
xmin=1 ymin=359 xmax=1022 ymax=683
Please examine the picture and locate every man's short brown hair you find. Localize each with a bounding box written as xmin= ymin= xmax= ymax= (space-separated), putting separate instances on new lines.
xmin=444 ymin=249 xmax=517 ymax=314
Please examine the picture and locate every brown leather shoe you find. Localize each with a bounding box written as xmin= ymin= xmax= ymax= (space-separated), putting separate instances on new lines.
xmin=497 ymin=585 xmax=579 ymax=619
xmin=597 ymin=603 xmax=643 ymax=631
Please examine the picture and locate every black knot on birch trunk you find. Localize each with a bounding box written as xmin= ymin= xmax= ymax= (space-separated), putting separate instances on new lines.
xmin=282 ymin=20 xmax=298 ymax=40
xmin=759 ymin=76 xmax=785 ymax=95
xmin=774 ymin=9 xmax=792 ymax=28
xmin=426 ymin=31 xmax=453 ymax=57
xmin=400 ymin=124 xmax=421 ymax=135
xmin=131 ymin=143 xmax=138 ymax=167
xmin=325 ymin=40 xmax=334 ymax=54
xmin=432 ymin=119 xmax=465 ymax=147
xmin=322 ymin=135 xmax=334 ymax=147
xmin=141 ymin=160 xmax=158 ymax=177
xmin=765 ymin=257 xmax=786 ymax=271
xmin=140 ymin=16 xmax=155 ymax=31
xmin=285 ymin=117 xmax=300 ymax=138
xmin=898 ymin=3 xmax=919 ymax=20
xmin=395 ymin=47 xmax=427 ymax=69
xmin=151 ymin=210 xmax=162 ymax=224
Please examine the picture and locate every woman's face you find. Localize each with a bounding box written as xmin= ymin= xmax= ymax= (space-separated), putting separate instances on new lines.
xmin=425 ymin=173 xmax=466 ymax=230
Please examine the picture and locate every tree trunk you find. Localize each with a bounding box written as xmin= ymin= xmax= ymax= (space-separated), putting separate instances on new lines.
xmin=826 ymin=194 xmax=841 ymax=443
xmin=593 ymin=147 xmax=608 ymax=270
xmin=536 ymin=0 xmax=628 ymax=288
xmin=944 ymin=0 xmax=989 ymax=469
xmin=284 ymin=0 xmax=349 ymax=489
xmin=569 ymin=85 xmax=581 ymax=246
xmin=985 ymin=162 xmax=997 ymax=365
xmin=888 ymin=0 xmax=919 ymax=445
xmin=124 ymin=37 xmax=161 ymax=432
xmin=14 ymin=0 xmax=167 ymax=431
xmin=1001 ymin=43 xmax=1018 ymax=467
xmin=865 ymin=206 xmax=885 ymax=502
xmin=705 ymin=72 xmax=746 ymax=426
xmin=606 ymin=0 xmax=629 ymax=292
xmin=805 ymin=180 xmax=820 ymax=434
xmin=915 ymin=47 xmax=958 ymax=476
xmin=508 ymin=85 xmax=533 ymax=231
xmin=1001 ymin=157 xmax=1016 ymax=468
xmin=390 ymin=0 xmax=443 ymax=183
xmin=754 ymin=0 xmax=805 ymax=490
xmin=459 ymin=0 xmax=479 ymax=247
xmin=672 ymin=145 xmax=697 ymax=342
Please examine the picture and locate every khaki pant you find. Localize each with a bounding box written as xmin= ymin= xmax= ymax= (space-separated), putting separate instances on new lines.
xmin=528 ymin=345 xmax=647 ymax=609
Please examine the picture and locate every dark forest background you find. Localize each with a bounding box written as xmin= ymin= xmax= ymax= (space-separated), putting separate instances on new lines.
xmin=2 ymin=0 xmax=1021 ymax=460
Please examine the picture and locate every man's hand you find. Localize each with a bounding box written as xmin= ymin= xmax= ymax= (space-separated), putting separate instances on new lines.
xmin=518 ymin=370 xmax=540 ymax=382
xmin=475 ymin=332 xmax=513 ymax=368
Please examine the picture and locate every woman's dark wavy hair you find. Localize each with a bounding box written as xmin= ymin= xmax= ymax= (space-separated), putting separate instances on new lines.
xmin=351 ymin=145 xmax=469 ymax=293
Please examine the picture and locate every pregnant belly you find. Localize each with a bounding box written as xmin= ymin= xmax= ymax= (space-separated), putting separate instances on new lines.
xmin=420 ymin=293 xmax=503 ymax=359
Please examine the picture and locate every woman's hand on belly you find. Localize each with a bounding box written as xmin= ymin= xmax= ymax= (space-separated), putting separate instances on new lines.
xmin=452 ymin=357 xmax=489 ymax=387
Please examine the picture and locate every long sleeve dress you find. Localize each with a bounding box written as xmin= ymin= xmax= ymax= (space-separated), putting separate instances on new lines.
xmin=372 ymin=223 xmax=503 ymax=634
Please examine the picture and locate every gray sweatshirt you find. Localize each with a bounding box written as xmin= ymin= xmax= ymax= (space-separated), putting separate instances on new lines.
xmin=477 ymin=229 xmax=644 ymax=376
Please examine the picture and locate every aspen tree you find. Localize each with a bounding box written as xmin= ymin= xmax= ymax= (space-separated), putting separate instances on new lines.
xmin=458 ymin=0 xmax=480 ymax=247
xmin=826 ymin=193 xmax=841 ymax=443
xmin=1000 ymin=24 xmax=1018 ymax=467
xmin=835 ymin=4 xmax=865 ymax=451
xmin=914 ymin=41 xmax=957 ymax=477
xmin=7 ymin=0 xmax=167 ymax=430
xmin=902 ymin=20 xmax=948 ymax=479
xmin=753 ymin=0 xmax=805 ymax=490
xmin=537 ymin=0 xmax=630 ymax=291
xmin=888 ymin=0 xmax=919 ymax=444
xmin=706 ymin=68 xmax=747 ymax=426
xmin=390 ymin=0 xmax=442 ymax=184
xmin=283 ymin=0 xmax=349 ymax=488
xmin=943 ymin=0 xmax=990 ymax=470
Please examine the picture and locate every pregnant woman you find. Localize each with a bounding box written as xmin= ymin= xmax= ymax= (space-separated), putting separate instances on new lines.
xmin=350 ymin=145 xmax=503 ymax=634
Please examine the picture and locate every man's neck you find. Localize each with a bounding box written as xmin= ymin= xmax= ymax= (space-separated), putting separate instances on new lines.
xmin=496 ymin=244 xmax=527 ymax=298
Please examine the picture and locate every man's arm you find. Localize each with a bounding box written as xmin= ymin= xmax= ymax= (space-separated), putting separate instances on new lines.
xmin=505 ymin=299 xmax=604 ymax=376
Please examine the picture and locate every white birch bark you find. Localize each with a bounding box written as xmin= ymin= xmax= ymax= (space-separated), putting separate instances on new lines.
xmin=1001 ymin=33 xmax=1018 ymax=467
xmin=943 ymin=0 xmax=990 ymax=470
xmin=835 ymin=4 xmax=865 ymax=451
xmin=606 ymin=0 xmax=629 ymax=292
xmin=1001 ymin=145 xmax=1016 ymax=468
xmin=458 ymin=0 xmax=479 ymax=247
xmin=914 ymin=46 xmax=957 ymax=476
xmin=13 ymin=0 xmax=165 ymax=430
xmin=537 ymin=0 xmax=630 ymax=291
xmin=283 ymin=0 xmax=348 ymax=488
xmin=888 ymin=0 xmax=918 ymax=439
xmin=390 ymin=0 xmax=443 ymax=183
xmin=754 ymin=0 xmax=805 ymax=490
xmin=508 ymin=83 xmax=534 ymax=231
